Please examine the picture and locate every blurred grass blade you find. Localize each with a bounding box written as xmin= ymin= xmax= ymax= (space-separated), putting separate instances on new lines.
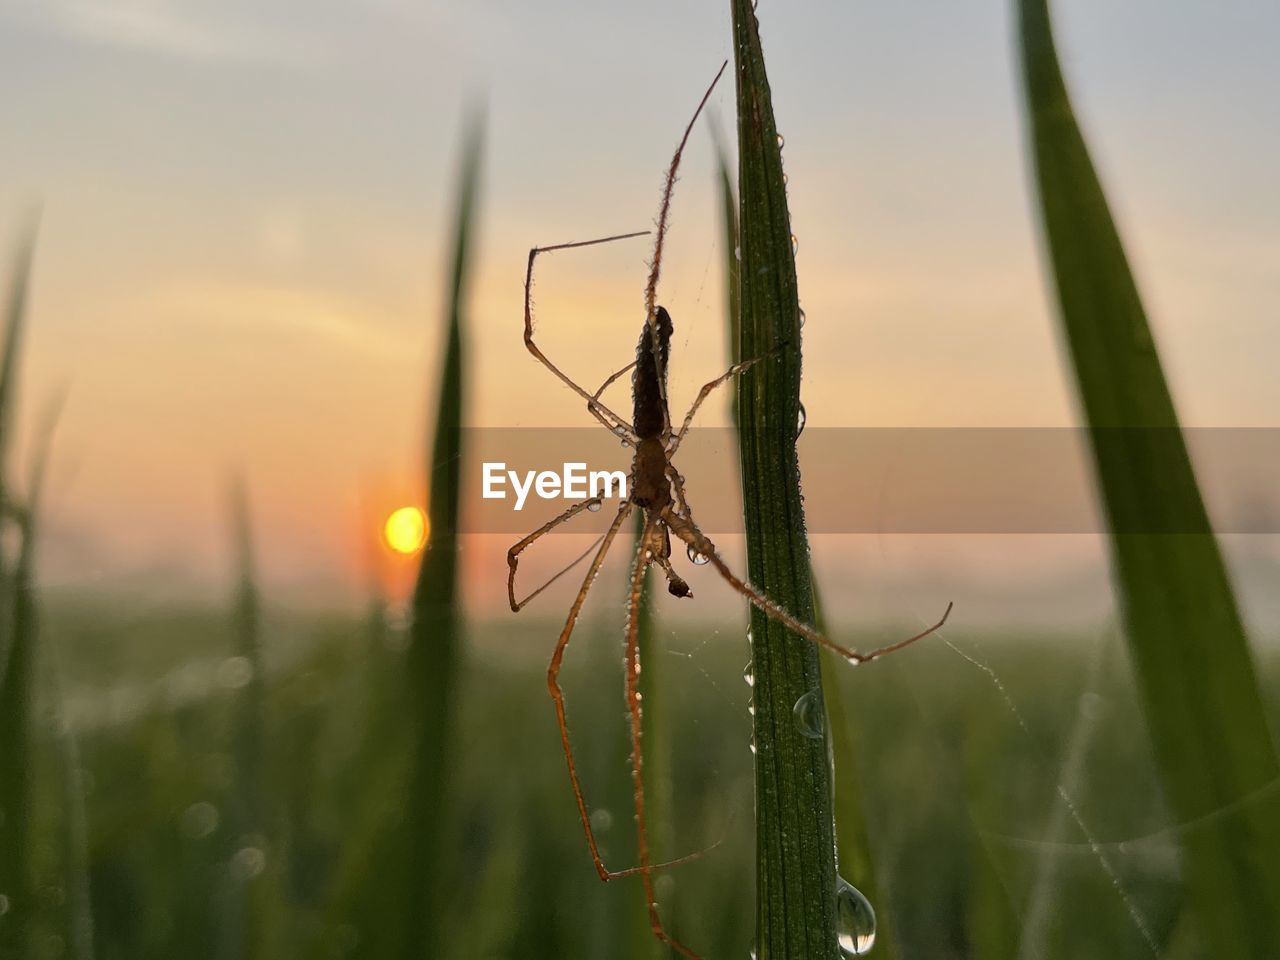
xmin=399 ymin=109 xmax=484 ymax=958
xmin=730 ymin=3 xmax=838 ymax=956
xmin=1018 ymin=2 xmax=1280 ymax=955
xmin=0 ymin=224 xmax=38 ymax=957
xmin=220 ymin=474 xmax=274 ymax=959
xmin=0 ymin=220 xmax=35 ymax=557
xmin=27 ymin=394 xmax=95 ymax=960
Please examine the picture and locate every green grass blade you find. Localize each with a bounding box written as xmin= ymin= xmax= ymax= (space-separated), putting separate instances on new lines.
xmin=0 ymin=226 xmax=38 ymax=957
xmin=0 ymin=219 xmax=35 ymax=545
xmin=730 ymin=3 xmax=838 ymax=957
xmin=26 ymin=395 xmax=95 ymax=960
xmin=1017 ymin=2 xmax=1280 ymax=955
xmin=221 ymin=474 xmax=274 ymax=958
xmin=713 ymin=128 xmax=742 ymax=374
xmin=398 ymin=109 xmax=484 ymax=958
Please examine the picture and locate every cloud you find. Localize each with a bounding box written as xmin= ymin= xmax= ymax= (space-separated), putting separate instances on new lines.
xmin=14 ymin=0 xmax=310 ymax=65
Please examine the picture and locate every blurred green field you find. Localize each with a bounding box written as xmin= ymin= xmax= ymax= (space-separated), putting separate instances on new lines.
xmin=16 ymin=594 xmax=1272 ymax=959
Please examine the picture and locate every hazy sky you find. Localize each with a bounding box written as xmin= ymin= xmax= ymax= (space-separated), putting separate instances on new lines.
xmin=1 ymin=0 xmax=1276 ymax=616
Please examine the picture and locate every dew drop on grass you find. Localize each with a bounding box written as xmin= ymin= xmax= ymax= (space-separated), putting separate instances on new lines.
xmin=776 ymin=132 xmax=785 ymax=148
xmin=792 ymin=690 xmax=825 ymax=739
xmin=734 ymin=245 xmax=742 ymax=261
xmin=790 ymin=233 xmax=799 ymax=254
xmin=230 ymin=844 xmax=266 ymax=881
xmin=216 ymin=656 xmax=253 ymax=690
xmin=180 ymin=801 xmax=220 ymax=840
xmin=743 ymin=661 xmax=755 ymax=687
xmin=686 ymin=544 xmax=709 ymax=565
xmin=836 ymin=877 xmax=877 ymax=957
xmin=798 ymin=307 xmax=806 ymax=328
xmin=783 ymin=173 xmax=789 ymax=186
xmin=586 ymin=500 xmax=601 ymax=513
xmin=796 ymin=404 xmax=807 ymax=438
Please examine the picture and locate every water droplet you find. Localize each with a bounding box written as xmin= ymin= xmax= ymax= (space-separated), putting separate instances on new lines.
xmin=782 ymin=173 xmax=789 ymax=186
xmin=776 ymin=132 xmax=785 ymax=148
xmin=734 ymin=245 xmax=742 ymax=261
xmin=746 ymin=627 xmax=753 ymax=646
xmin=686 ymin=544 xmax=709 ymax=566
xmin=798 ymin=307 xmax=806 ymax=328
xmin=796 ymin=404 xmax=807 ymax=437
xmin=836 ymin=878 xmax=877 ymax=956
xmin=216 ymin=656 xmax=253 ymax=690
xmin=180 ymin=801 xmax=220 ymax=840
xmin=790 ymin=233 xmax=798 ymax=254
xmin=792 ymin=690 xmax=825 ymax=739
xmin=589 ymin=808 xmax=613 ymax=832
xmin=748 ymin=738 xmax=757 ymax=755
xmin=747 ymin=696 xmax=755 ymax=717
xmin=742 ymin=661 xmax=755 ymax=687
xmin=586 ymin=500 xmax=602 ymax=513
xmin=230 ymin=845 xmax=266 ymax=881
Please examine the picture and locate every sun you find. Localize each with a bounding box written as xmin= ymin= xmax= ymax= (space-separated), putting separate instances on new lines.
xmin=384 ymin=506 xmax=427 ymax=555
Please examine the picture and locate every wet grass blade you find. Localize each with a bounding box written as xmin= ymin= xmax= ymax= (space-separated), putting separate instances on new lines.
xmin=0 ymin=224 xmax=38 ymax=956
xmin=730 ymin=3 xmax=838 ymax=956
xmin=714 ymin=129 xmax=742 ymax=373
xmin=1017 ymin=2 xmax=1280 ymax=954
xmin=398 ymin=109 xmax=484 ymax=958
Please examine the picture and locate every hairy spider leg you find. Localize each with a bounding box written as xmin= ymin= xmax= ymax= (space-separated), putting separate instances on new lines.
xmin=524 ymin=231 xmax=650 ymax=443
xmin=624 ymin=516 xmax=701 ymax=959
xmin=506 ymin=495 xmax=608 ymax=611
xmin=662 ymin=504 xmax=953 ymax=663
xmin=641 ymin=60 xmax=729 ymax=438
xmin=542 ymin=500 xmax=712 ymax=884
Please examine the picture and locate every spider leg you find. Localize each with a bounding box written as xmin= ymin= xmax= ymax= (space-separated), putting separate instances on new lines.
xmin=642 ymin=61 xmax=728 ymax=437
xmin=667 ymin=353 xmax=771 ymax=455
xmin=592 ymin=359 xmax=638 ymax=404
xmin=546 ymin=501 xmax=709 ymax=884
xmin=667 ymin=465 xmax=691 ymax=520
xmin=661 ymin=507 xmax=951 ymax=663
xmin=524 ymin=233 xmax=647 ymax=442
xmin=625 ymin=518 xmax=701 ymax=959
xmin=507 ymin=497 xmax=605 ymax=612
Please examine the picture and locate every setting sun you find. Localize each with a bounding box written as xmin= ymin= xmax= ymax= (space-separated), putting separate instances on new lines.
xmin=384 ymin=506 xmax=427 ymax=555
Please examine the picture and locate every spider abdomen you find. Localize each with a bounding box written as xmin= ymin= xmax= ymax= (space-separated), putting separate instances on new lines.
xmin=631 ymin=437 xmax=671 ymax=510
xmin=632 ymin=306 xmax=673 ymax=440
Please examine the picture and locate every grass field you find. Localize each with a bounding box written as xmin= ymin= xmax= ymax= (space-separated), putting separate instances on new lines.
xmin=13 ymin=594 xmax=1270 ymax=959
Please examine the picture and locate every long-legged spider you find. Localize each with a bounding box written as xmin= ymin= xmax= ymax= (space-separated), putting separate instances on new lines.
xmin=508 ymin=62 xmax=952 ymax=959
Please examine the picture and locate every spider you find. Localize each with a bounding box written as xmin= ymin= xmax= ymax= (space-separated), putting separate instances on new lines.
xmin=508 ymin=61 xmax=952 ymax=959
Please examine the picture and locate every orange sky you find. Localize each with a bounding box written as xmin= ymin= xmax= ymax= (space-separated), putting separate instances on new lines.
xmin=3 ymin=1 xmax=1277 ymax=624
